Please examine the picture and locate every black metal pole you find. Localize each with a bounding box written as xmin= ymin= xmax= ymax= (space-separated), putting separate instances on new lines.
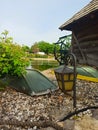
xmin=65 ymin=53 xmax=77 ymax=108
xmin=71 ymin=53 xmax=77 ymax=108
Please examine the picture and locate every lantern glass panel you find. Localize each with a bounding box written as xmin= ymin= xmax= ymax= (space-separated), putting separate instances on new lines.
xmin=64 ymin=79 xmax=74 ymax=91
xmin=54 ymin=66 xmax=75 ymax=91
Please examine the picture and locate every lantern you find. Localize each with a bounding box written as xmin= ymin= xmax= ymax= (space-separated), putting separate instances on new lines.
xmin=54 ymin=53 xmax=77 ymax=108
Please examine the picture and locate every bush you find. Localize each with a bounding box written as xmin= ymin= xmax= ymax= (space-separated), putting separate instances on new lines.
xmin=0 ymin=42 xmax=29 ymax=77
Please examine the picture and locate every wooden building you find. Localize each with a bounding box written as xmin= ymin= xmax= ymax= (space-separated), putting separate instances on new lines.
xmin=59 ymin=0 xmax=98 ymax=68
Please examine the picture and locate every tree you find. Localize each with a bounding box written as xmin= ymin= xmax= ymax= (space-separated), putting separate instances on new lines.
xmin=48 ymin=43 xmax=55 ymax=54
xmin=37 ymin=41 xmax=49 ymax=54
xmin=37 ymin=41 xmax=54 ymax=54
xmin=31 ymin=41 xmax=56 ymax=55
xmin=0 ymin=31 xmax=29 ymax=77
xmin=22 ymin=45 xmax=30 ymax=52
xmin=31 ymin=42 xmax=39 ymax=53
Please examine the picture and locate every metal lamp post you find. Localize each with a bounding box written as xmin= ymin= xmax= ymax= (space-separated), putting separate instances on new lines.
xmin=54 ymin=53 xmax=77 ymax=108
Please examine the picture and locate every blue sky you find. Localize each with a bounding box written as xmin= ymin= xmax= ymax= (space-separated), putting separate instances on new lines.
xmin=0 ymin=0 xmax=91 ymax=47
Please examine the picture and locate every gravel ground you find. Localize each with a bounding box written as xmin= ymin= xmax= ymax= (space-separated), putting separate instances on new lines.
xmin=0 ymin=68 xmax=98 ymax=130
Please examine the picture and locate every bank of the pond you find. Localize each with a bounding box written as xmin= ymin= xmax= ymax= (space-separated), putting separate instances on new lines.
xmin=31 ymin=58 xmax=59 ymax=71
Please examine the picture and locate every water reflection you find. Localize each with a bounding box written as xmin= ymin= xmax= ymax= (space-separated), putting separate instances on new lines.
xmin=31 ymin=59 xmax=59 ymax=71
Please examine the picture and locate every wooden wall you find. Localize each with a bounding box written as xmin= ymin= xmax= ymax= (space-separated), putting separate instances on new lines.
xmin=71 ymin=11 xmax=98 ymax=68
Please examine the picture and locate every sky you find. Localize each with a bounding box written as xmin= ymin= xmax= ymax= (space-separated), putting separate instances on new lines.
xmin=0 ymin=0 xmax=91 ymax=47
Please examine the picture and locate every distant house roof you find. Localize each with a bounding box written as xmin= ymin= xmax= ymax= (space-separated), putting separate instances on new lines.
xmin=59 ymin=0 xmax=98 ymax=30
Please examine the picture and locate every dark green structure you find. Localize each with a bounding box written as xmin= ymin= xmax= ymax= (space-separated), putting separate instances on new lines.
xmin=3 ymin=69 xmax=57 ymax=96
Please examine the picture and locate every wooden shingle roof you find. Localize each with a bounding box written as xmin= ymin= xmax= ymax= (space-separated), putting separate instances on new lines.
xmin=59 ymin=0 xmax=98 ymax=30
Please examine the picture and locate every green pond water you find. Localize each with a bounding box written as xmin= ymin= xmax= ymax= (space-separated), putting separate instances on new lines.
xmin=31 ymin=59 xmax=59 ymax=71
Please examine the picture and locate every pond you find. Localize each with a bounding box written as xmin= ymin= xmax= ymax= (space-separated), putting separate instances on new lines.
xmin=31 ymin=59 xmax=59 ymax=71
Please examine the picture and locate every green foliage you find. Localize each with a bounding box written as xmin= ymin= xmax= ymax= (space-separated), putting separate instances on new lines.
xmin=31 ymin=42 xmax=39 ymax=53
xmin=0 ymin=30 xmax=29 ymax=77
xmin=0 ymin=30 xmax=13 ymax=43
xmin=37 ymin=41 xmax=50 ymax=54
xmin=22 ymin=45 xmax=30 ymax=52
xmin=31 ymin=41 xmax=55 ymax=55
